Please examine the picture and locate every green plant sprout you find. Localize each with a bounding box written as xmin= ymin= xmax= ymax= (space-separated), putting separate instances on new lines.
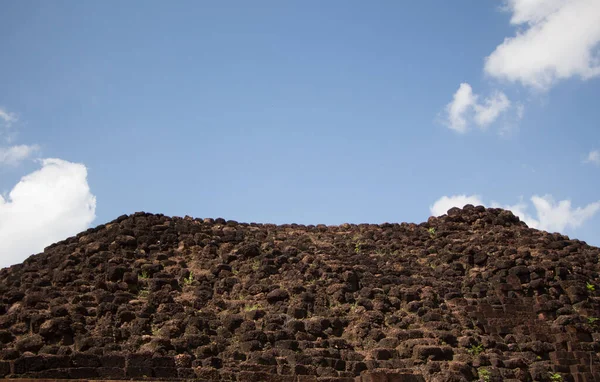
xmin=138 ymin=288 xmax=149 ymax=299
xmin=139 ymin=270 xmax=149 ymax=279
xmin=549 ymin=372 xmax=563 ymax=382
xmin=427 ymin=227 xmax=436 ymax=237
xmin=244 ymin=303 xmax=261 ymax=312
xmin=183 ymin=271 xmax=194 ymax=285
xmin=467 ymin=344 xmax=484 ymax=356
xmin=354 ymin=242 xmax=362 ymax=254
xmin=478 ymin=368 xmax=491 ymax=382
xmin=587 ymin=317 xmax=599 ymax=325
xmin=586 ymin=282 xmax=595 ymax=292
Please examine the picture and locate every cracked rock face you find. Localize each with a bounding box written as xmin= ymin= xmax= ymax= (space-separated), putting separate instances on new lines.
xmin=0 ymin=205 xmax=599 ymax=381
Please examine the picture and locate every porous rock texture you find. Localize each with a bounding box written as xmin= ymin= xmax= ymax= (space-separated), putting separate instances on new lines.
xmin=0 ymin=205 xmax=599 ymax=382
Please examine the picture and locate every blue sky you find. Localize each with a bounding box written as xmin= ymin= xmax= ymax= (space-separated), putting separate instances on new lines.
xmin=1 ymin=1 xmax=600 ymax=267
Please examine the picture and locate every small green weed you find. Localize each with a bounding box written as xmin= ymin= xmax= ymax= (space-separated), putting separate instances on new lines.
xmin=139 ymin=270 xmax=149 ymax=279
xmin=549 ymin=373 xmax=563 ymax=382
xmin=478 ymin=368 xmax=491 ymax=382
xmin=354 ymin=242 xmax=362 ymax=254
xmin=183 ymin=271 xmax=194 ymax=285
xmin=427 ymin=227 xmax=436 ymax=238
xmin=138 ymin=288 xmax=149 ymax=299
xmin=587 ymin=316 xmax=599 ymax=325
xmin=586 ymin=282 xmax=595 ymax=292
xmin=467 ymin=344 xmax=484 ymax=356
xmin=244 ymin=303 xmax=261 ymax=312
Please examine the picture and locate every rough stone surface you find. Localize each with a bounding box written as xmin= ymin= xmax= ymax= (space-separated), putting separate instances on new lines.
xmin=0 ymin=206 xmax=599 ymax=381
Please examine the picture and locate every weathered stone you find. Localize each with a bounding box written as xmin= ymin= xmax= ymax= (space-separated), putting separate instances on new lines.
xmin=0 ymin=207 xmax=599 ymax=381
xmin=14 ymin=334 xmax=44 ymax=353
xmin=266 ymin=288 xmax=290 ymax=304
xmin=412 ymin=346 xmax=454 ymax=361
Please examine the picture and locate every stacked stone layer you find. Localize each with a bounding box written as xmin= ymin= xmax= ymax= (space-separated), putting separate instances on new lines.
xmin=0 ymin=205 xmax=599 ymax=381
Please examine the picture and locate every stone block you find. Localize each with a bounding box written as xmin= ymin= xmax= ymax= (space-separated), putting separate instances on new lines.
xmin=35 ymin=368 xmax=70 ymax=379
xmin=360 ymin=370 xmax=426 ymax=382
xmin=412 ymin=345 xmax=453 ymax=361
xmin=13 ymin=355 xmax=45 ymax=373
xmin=153 ymin=367 xmax=178 ymax=378
xmin=0 ymin=361 xmax=9 ymax=377
xmin=101 ymin=353 xmax=126 ymax=368
xmin=152 ymin=355 xmax=176 ymax=367
xmin=71 ymin=352 xmax=101 ymax=367
xmin=97 ymin=367 xmax=126 ymax=379
xmin=177 ymin=367 xmax=197 ymax=379
xmin=44 ymin=355 xmax=70 ymax=369
xmin=127 ymin=352 xmax=153 ymax=367
xmin=69 ymin=367 xmax=100 ymax=378
xmin=126 ymin=366 xmax=153 ymax=378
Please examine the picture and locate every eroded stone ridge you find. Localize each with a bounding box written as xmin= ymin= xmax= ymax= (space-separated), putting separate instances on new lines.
xmin=0 ymin=205 xmax=598 ymax=381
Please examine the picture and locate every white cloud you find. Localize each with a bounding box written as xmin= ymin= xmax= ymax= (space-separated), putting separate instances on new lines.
xmin=0 ymin=107 xmax=40 ymax=166
xmin=584 ymin=150 xmax=600 ymax=165
xmin=430 ymin=194 xmax=484 ymax=216
xmin=444 ymin=83 xmax=512 ymax=133
xmin=0 ymin=144 xmax=40 ymax=166
xmin=446 ymin=83 xmax=477 ymax=133
xmin=0 ymin=108 xmax=17 ymax=125
xmin=504 ymin=0 xmax=570 ymax=24
xmin=0 ymin=107 xmax=18 ymax=144
xmin=485 ymin=0 xmax=600 ymax=89
xmin=473 ymin=91 xmax=511 ymax=126
xmin=529 ymin=195 xmax=600 ymax=231
xmin=432 ymin=194 xmax=600 ymax=233
xmin=0 ymin=158 xmax=96 ymax=269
